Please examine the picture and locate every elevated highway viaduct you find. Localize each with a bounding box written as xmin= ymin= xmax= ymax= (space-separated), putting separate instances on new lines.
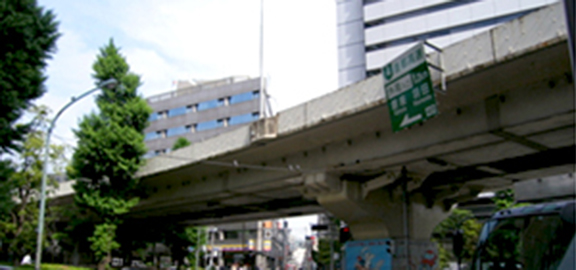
xmin=52 ymin=3 xmax=573 ymax=261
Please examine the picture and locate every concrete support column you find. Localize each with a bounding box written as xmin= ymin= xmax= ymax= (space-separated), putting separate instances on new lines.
xmin=317 ymin=180 xmax=447 ymax=240
xmin=311 ymin=175 xmax=449 ymax=269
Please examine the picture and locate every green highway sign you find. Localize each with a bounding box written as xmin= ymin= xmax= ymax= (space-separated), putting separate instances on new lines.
xmin=383 ymin=42 xmax=438 ymax=132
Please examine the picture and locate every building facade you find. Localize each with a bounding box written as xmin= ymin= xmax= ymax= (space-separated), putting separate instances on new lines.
xmin=144 ymin=76 xmax=261 ymax=157
xmin=337 ymin=0 xmax=559 ymax=87
xmin=205 ymin=220 xmax=290 ymax=269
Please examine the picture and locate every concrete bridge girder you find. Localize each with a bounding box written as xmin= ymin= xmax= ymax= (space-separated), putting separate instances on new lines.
xmin=49 ymin=3 xmax=574 ymax=227
xmin=314 ymin=175 xmax=448 ymax=240
xmin=132 ymin=70 xmax=573 ymax=224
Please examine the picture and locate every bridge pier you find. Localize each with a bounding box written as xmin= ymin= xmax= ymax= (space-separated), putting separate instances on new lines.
xmin=307 ymin=173 xmax=449 ymax=269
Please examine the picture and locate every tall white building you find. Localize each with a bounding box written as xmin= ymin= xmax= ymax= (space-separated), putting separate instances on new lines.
xmin=337 ymin=0 xmax=559 ymax=87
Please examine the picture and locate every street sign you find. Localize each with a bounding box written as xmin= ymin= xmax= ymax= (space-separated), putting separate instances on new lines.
xmin=383 ymin=42 xmax=438 ymax=132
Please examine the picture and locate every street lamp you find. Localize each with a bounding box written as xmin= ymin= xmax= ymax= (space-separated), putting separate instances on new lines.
xmin=34 ymin=78 xmax=118 ymax=270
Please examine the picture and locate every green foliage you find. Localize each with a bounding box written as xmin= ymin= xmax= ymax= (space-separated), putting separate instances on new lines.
xmin=0 ymin=163 xmax=16 ymax=216
xmin=432 ymin=209 xmax=482 ymax=268
xmin=0 ymin=106 xmax=67 ymax=259
xmin=78 ymin=191 xmax=139 ymax=218
xmin=89 ymin=223 xmax=120 ymax=260
xmin=172 ymin=137 xmax=191 ymax=151
xmin=492 ymin=189 xmax=530 ymax=211
xmin=184 ymin=227 xmax=206 ymax=267
xmin=493 ymin=189 xmax=515 ymax=210
xmin=12 ymin=263 xmax=92 ymax=270
xmin=311 ymin=217 xmax=342 ymax=267
xmin=0 ymin=0 xmax=59 ymax=219
xmin=312 ymin=238 xmax=342 ymax=268
xmin=71 ymin=39 xmax=151 ymax=195
xmin=0 ymin=0 xmax=60 ymax=154
xmin=434 ymin=239 xmax=451 ymax=269
xmin=70 ymin=39 xmax=151 ymax=264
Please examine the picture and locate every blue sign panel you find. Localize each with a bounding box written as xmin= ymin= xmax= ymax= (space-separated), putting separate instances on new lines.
xmin=344 ymin=238 xmax=393 ymax=270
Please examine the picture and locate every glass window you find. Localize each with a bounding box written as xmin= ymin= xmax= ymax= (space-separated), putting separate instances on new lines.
xmin=196 ymin=119 xmax=224 ymax=131
xmin=168 ymin=106 xmax=187 ymax=117
xmin=229 ymin=112 xmax=259 ymax=126
xmin=143 ymin=151 xmax=157 ymax=159
xmin=197 ymin=99 xmax=224 ymax=111
xmin=224 ymin=231 xmax=239 ymax=239
xmin=229 ymin=91 xmax=260 ymax=105
xmin=474 ymin=214 xmax=575 ymax=270
xmin=145 ymin=132 xmax=159 ymax=141
xmin=166 ymin=126 xmax=188 ymax=137
xmin=148 ymin=112 xmax=158 ymax=122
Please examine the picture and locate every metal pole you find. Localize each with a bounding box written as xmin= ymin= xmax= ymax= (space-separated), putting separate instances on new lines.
xmin=205 ymin=227 xmax=210 ymax=267
xmin=34 ymin=79 xmax=116 ymax=270
xmin=562 ymin=0 xmax=575 ymax=81
xmin=259 ymin=0 xmax=266 ymax=118
xmin=329 ymin=220 xmax=334 ymax=270
xmin=401 ymin=166 xmax=410 ymax=270
xmin=34 ymin=122 xmax=53 ymax=270
xmin=195 ymin=227 xmax=200 ymax=270
xmin=209 ymin=228 xmax=215 ymax=269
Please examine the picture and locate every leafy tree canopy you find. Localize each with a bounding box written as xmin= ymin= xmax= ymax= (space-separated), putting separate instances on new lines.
xmin=0 ymin=0 xmax=59 ymax=153
xmin=69 ymin=39 xmax=151 ymax=267
xmin=172 ymin=137 xmax=191 ymax=151
xmin=432 ymin=209 xmax=482 ymax=268
xmin=492 ymin=189 xmax=530 ymax=211
xmin=0 ymin=0 xmax=59 ymax=217
xmin=71 ymin=39 xmax=151 ymax=197
xmin=0 ymin=105 xmax=67 ymax=261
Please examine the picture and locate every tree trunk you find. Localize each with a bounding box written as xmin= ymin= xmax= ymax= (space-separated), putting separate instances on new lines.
xmin=98 ymin=253 xmax=111 ymax=270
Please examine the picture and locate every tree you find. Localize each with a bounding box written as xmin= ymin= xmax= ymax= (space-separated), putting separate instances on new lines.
xmin=432 ymin=209 xmax=482 ymax=269
xmin=172 ymin=137 xmax=191 ymax=151
xmin=0 ymin=105 xmax=67 ymax=264
xmin=312 ymin=216 xmax=342 ymax=269
xmin=0 ymin=0 xmax=60 ymax=216
xmin=70 ymin=39 xmax=151 ymax=269
xmin=492 ymin=189 xmax=530 ymax=211
xmin=312 ymin=238 xmax=342 ymax=269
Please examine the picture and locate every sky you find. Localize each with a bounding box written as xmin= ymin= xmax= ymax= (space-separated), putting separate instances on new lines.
xmin=35 ymin=0 xmax=337 ymax=237
xmin=36 ymin=0 xmax=338 ymax=148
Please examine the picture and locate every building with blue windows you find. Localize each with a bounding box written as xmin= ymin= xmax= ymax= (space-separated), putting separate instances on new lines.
xmin=337 ymin=0 xmax=558 ymax=87
xmin=143 ymin=76 xmax=261 ymax=157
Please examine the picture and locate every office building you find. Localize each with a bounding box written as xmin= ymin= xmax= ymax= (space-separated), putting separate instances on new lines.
xmin=337 ymin=0 xmax=558 ymax=87
xmin=205 ymin=220 xmax=290 ymax=269
xmin=144 ymin=76 xmax=262 ymax=157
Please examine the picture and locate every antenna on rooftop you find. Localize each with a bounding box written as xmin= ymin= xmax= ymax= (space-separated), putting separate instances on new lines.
xmin=259 ymin=0 xmax=271 ymax=118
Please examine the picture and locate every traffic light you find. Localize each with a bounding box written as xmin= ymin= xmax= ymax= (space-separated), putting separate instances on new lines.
xmin=311 ymin=224 xmax=329 ymax=231
xmin=339 ymin=226 xmax=352 ymax=243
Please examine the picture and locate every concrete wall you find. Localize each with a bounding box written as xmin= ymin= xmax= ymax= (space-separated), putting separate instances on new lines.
xmin=515 ymin=173 xmax=576 ymax=202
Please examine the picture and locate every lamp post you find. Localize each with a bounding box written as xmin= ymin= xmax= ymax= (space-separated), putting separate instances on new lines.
xmin=34 ymin=78 xmax=118 ymax=270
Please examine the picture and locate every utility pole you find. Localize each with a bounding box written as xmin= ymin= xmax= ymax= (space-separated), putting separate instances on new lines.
xmin=195 ymin=227 xmax=201 ymax=270
xmin=329 ymin=220 xmax=334 ymax=270
xmin=401 ymin=166 xmax=411 ymax=270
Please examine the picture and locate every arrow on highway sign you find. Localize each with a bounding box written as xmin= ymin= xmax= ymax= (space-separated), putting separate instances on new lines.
xmin=400 ymin=113 xmax=422 ymax=128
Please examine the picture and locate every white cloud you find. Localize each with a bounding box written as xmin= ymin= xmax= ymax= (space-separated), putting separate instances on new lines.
xmin=34 ymin=0 xmax=338 ymax=150
xmin=124 ymin=47 xmax=187 ymax=97
xmin=112 ymin=0 xmax=261 ymax=79
xmin=36 ymin=27 xmax=101 ymax=147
